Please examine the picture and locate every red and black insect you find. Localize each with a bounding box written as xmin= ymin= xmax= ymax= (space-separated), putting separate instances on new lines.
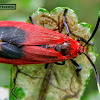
xmin=0 ymin=9 xmax=100 ymax=92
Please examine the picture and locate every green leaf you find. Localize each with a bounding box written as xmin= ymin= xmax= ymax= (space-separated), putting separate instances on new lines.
xmin=10 ymin=7 xmax=97 ymax=100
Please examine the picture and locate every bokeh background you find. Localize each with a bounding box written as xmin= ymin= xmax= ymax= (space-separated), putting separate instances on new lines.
xmin=0 ymin=0 xmax=100 ymax=100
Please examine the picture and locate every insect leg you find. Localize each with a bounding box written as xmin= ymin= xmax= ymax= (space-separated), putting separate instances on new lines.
xmin=77 ymin=38 xmax=94 ymax=46
xmin=63 ymin=9 xmax=69 ymax=36
xmin=70 ymin=59 xmax=82 ymax=76
xmin=45 ymin=61 xmax=65 ymax=69
xmin=29 ymin=16 xmax=35 ymax=25
xmin=45 ymin=63 xmax=49 ymax=69
xmin=55 ymin=61 xmax=65 ymax=65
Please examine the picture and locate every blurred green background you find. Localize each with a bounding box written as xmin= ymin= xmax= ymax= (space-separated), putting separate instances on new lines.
xmin=0 ymin=0 xmax=100 ymax=100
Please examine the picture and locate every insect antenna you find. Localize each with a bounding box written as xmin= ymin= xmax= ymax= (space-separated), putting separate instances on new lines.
xmin=84 ymin=11 xmax=100 ymax=47
xmin=83 ymin=52 xmax=100 ymax=93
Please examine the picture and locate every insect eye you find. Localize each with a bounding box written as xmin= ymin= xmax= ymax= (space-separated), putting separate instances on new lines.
xmin=78 ymin=46 xmax=84 ymax=55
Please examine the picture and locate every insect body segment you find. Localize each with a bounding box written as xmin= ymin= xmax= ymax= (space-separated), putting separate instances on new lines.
xmin=0 ymin=21 xmax=83 ymax=65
